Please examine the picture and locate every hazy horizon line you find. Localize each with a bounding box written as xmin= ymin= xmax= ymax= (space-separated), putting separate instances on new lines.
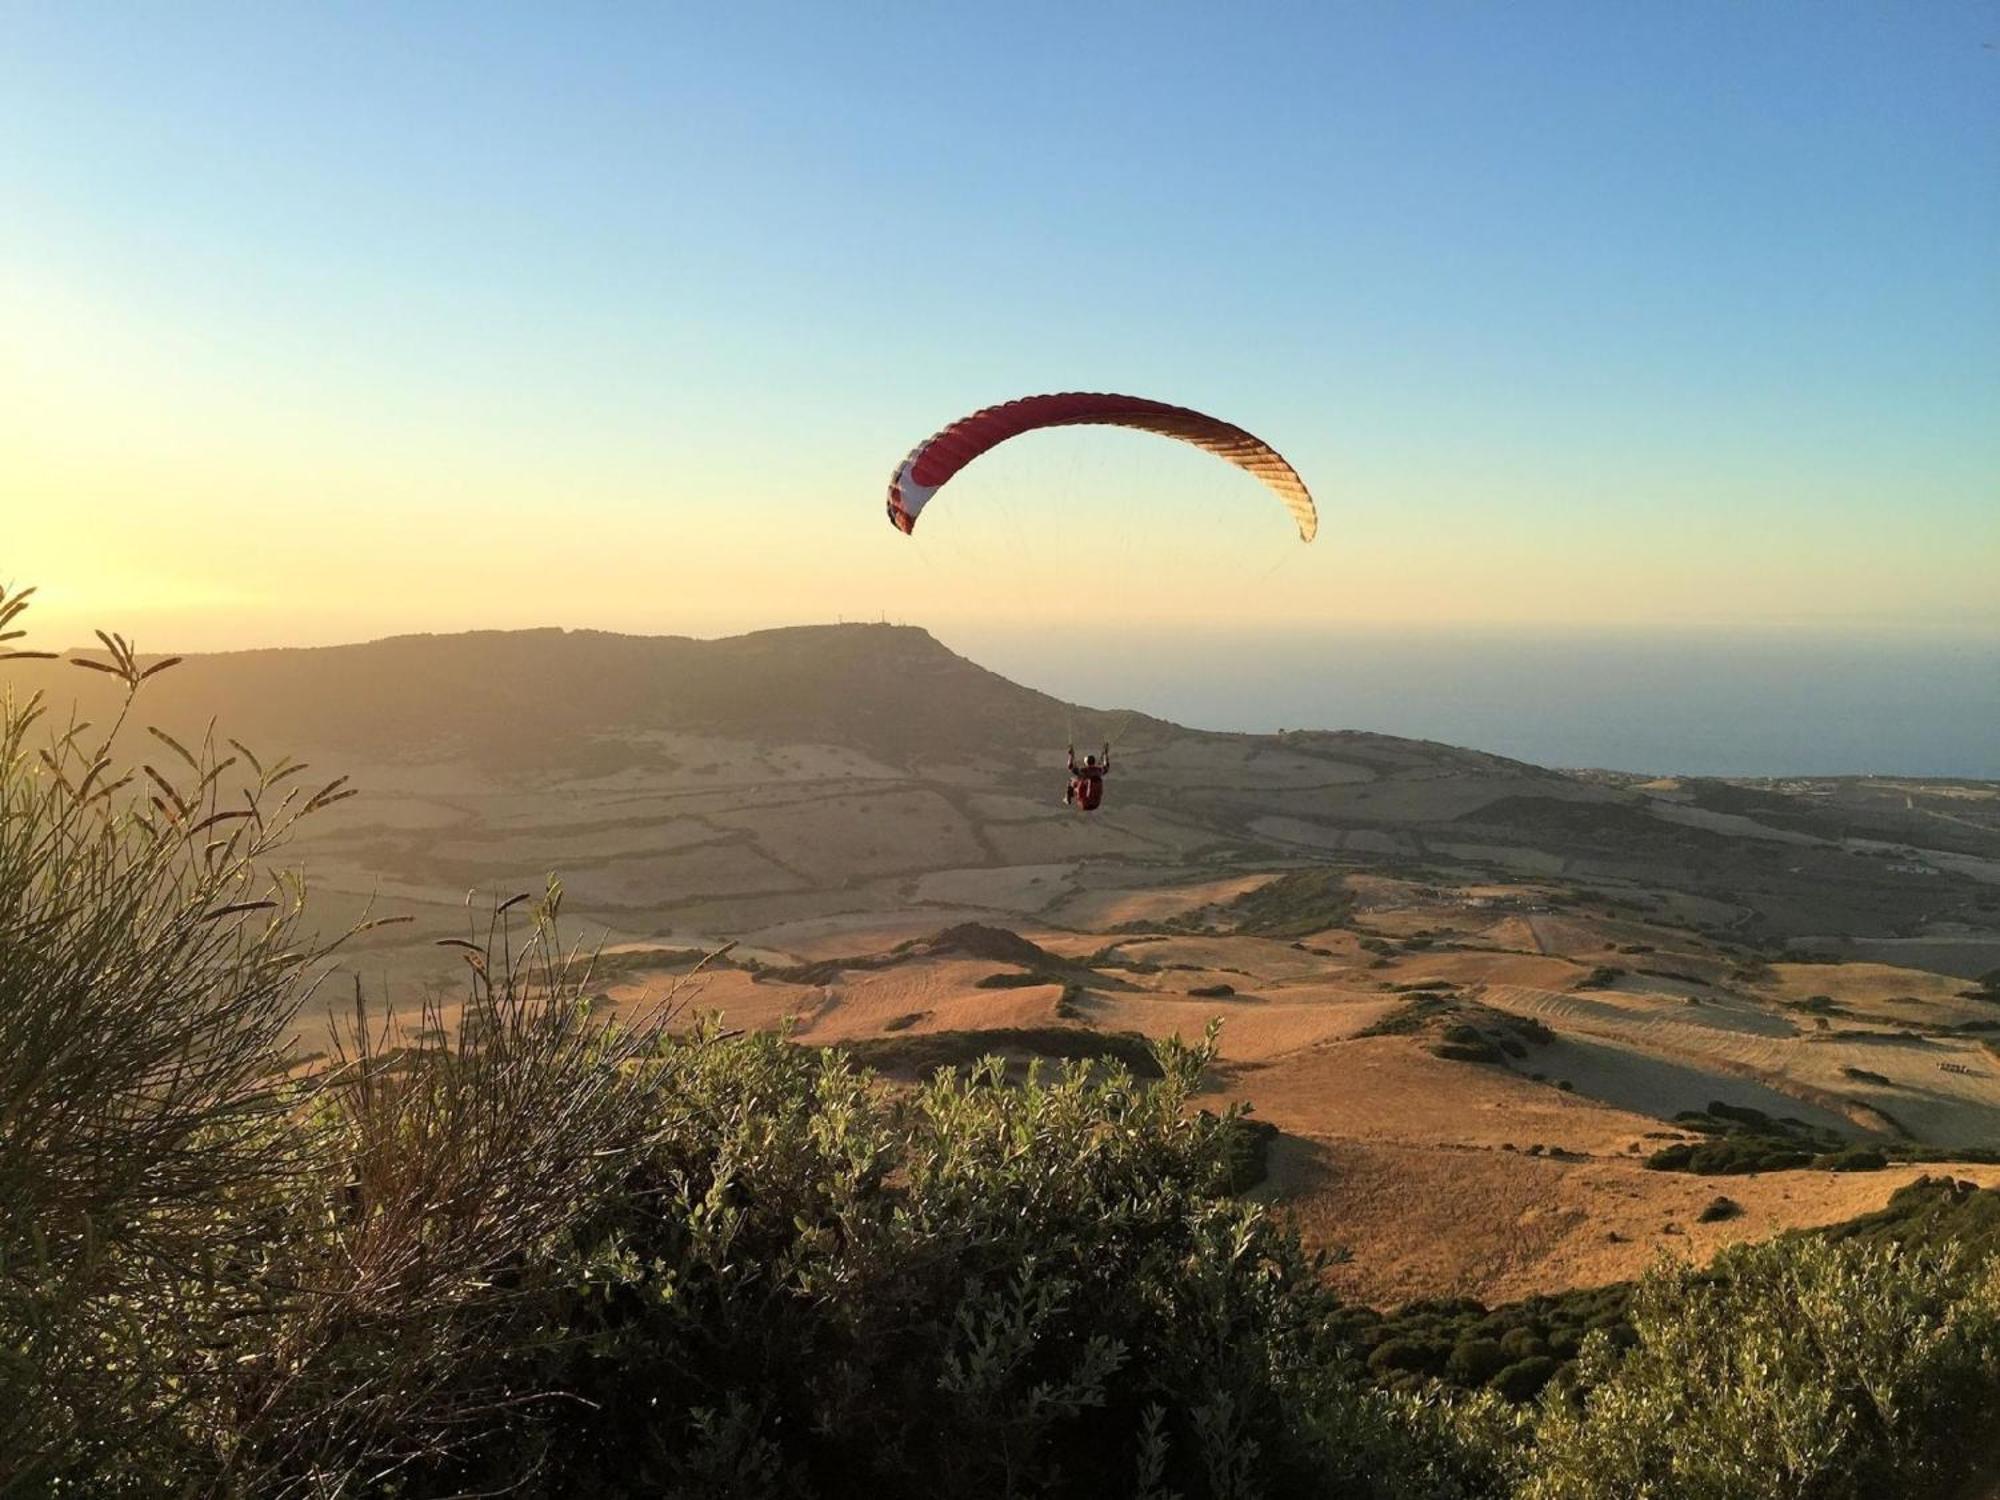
xmin=24 ymin=613 xmax=2000 ymax=660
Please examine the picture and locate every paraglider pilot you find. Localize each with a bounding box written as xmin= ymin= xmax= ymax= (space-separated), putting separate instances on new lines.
xmin=1065 ymin=744 xmax=1109 ymax=812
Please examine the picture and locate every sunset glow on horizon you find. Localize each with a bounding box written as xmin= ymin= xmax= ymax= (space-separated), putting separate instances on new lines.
xmin=2 ymin=4 xmax=1995 ymax=656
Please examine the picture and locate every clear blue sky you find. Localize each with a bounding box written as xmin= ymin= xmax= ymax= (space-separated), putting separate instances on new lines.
xmin=3 ymin=1 xmax=1995 ymax=649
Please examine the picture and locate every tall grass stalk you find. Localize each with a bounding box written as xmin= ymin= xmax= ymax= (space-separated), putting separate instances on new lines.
xmin=0 ymin=584 xmax=686 ymax=1493
xmin=0 ymin=585 xmax=354 ymax=1488
xmin=230 ymin=885 xmax=686 ymax=1491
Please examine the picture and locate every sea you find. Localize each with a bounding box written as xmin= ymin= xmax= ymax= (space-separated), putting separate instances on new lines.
xmin=950 ymin=626 xmax=2000 ymax=780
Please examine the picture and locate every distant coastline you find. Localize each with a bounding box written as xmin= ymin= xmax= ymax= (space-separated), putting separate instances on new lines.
xmin=956 ymin=625 xmax=2000 ymax=781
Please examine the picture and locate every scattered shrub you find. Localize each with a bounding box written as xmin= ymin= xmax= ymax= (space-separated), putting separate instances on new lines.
xmin=1359 ymin=993 xmax=1457 ymax=1037
xmin=974 ymin=969 xmax=1053 ymax=989
xmin=1446 ymin=1339 xmax=1510 ymax=1385
xmin=1368 ymin=1338 xmax=1446 ymax=1377
xmin=1506 ymin=1016 xmax=1557 ymax=1046
xmin=1217 ymin=1113 xmax=1280 ymax=1192
xmin=1222 ymin=868 xmax=1355 ymax=937
xmin=1646 ymin=1138 xmax=1813 ymax=1175
xmin=1490 ymin=1356 xmax=1559 ymax=1402
xmin=1816 ymin=1146 xmax=1889 ymax=1173
xmin=1432 ymin=1040 xmax=1505 ymax=1065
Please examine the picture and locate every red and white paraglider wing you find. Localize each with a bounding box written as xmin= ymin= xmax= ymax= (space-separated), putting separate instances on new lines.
xmin=884 ymin=392 xmax=1317 ymax=542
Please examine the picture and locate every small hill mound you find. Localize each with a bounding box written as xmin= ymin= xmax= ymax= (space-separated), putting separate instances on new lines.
xmin=914 ymin=923 xmax=1061 ymax=968
xmin=764 ymin=922 xmax=1096 ymax=988
xmin=20 ymin=623 xmax=1161 ymax=768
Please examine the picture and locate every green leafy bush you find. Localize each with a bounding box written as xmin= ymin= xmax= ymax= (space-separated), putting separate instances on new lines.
xmin=0 ymin=611 xmax=354 ymax=1488
xmin=831 ymin=1024 xmax=1161 ymax=1078
xmin=1646 ymin=1137 xmax=1814 ymax=1174
xmin=1824 ymin=1175 xmax=2000 ymax=1263
xmin=1490 ymin=1357 xmax=1559 ymax=1403
xmin=495 ymin=1024 xmax=1513 ymax=1500
xmin=1525 ymin=1238 xmax=2000 ymax=1500
xmin=1446 ymin=1339 xmax=1510 ymax=1385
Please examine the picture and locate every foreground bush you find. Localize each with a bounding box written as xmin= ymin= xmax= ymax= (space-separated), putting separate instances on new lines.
xmin=0 ymin=593 xmax=677 ymax=1493
xmin=0 ymin=612 xmax=352 ymax=1490
xmin=426 ymin=1024 xmax=1516 ymax=1499
xmin=1525 ymin=1237 xmax=2000 ymax=1500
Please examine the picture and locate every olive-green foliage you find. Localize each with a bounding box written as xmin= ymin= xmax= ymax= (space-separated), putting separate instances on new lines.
xmin=1338 ymin=1181 xmax=2000 ymax=1421
xmin=1824 ymin=1175 xmax=2000 ymax=1264
xmin=1446 ymin=1340 xmax=1510 ymax=1385
xmin=1330 ymin=1286 xmax=1632 ymax=1404
xmin=1647 ymin=1104 xmax=1998 ymax=1177
xmin=1358 ymin=993 xmax=1456 ymax=1037
xmin=589 ymin=944 xmax=745 ymax=980
xmin=974 ymin=969 xmax=1056 ymax=989
xmin=1216 ymin=1113 xmax=1280 ymax=1193
xmin=829 ymin=1025 xmax=1161 ymax=1079
xmin=0 ymin=589 xmax=686 ymax=1495
xmin=1524 ymin=1239 xmax=2000 ymax=1500
xmin=1222 ymin=868 xmax=1355 ymax=937
xmin=1505 ymin=1015 xmax=1556 ymax=1047
xmin=1490 ymin=1358 xmax=1559 ymax=1403
xmin=1432 ymin=1039 xmax=1506 ymax=1065
xmin=1819 ymin=1146 xmax=1889 ymax=1172
xmin=1646 ymin=1136 xmax=1814 ymax=1174
xmin=1644 ymin=1102 xmax=1845 ymax=1175
xmin=247 ymin=886 xmax=679 ymax=1491
xmin=0 ymin=610 xmax=352 ymax=1492
xmin=460 ymin=1023 xmax=1510 ymax=1500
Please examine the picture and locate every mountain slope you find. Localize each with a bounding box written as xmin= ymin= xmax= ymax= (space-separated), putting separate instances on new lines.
xmin=23 ymin=624 xmax=1155 ymax=767
xmin=10 ymin=623 xmax=1995 ymax=975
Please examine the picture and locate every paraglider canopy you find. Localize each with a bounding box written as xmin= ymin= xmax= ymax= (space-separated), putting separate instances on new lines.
xmin=885 ymin=392 xmax=1317 ymax=542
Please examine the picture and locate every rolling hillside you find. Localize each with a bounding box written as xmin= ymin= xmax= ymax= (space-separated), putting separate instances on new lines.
xmin=11 ymin=621 xmax=2000 ymax=1300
